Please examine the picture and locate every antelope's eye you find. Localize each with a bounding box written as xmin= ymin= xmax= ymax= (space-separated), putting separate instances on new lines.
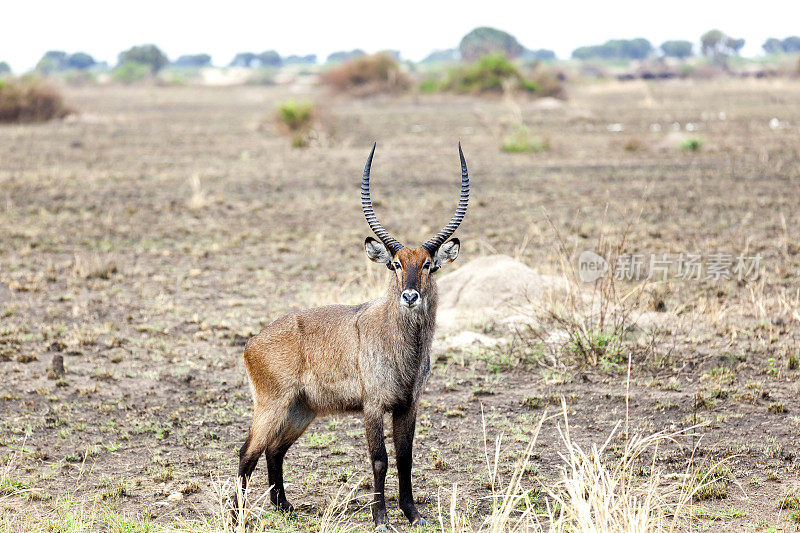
xmin=423 ymin=260 xmax=431 ymax=270
xmin=393 ymin=261 xmax=402 ymax=270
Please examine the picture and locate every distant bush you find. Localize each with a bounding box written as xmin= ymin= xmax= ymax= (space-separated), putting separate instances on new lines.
xmin=0 ymin=62 xmax=10 ymax=75
xmin=460 ymin=27 xmax=524 ymax=62
xmin=326 ymin=50 xmax=365 ymax=64
xmin=700 ymin=30 xmax=744 ymax=66
xmin=763 ymin=36 xmax=800 ymax=54
xmin=501 ymin=126 xmax=549 ymax=153
xmin=440 ymin=54 xmax=538 ymax=95
xmin=523 ymin=49 xmax=557 ymax=61
xmin=0 ymin=79 xmax=72 ymax=123
xmin=421 ymin=49 xmax=459 ymax=64
xmin=173 ymin=54 xmax=212 ymax=68
xmin=257 ymin=51 xmax=282 ymax=67
xmin=320 ymin=53 xmax=410 ymax=96
xmin=275 ymin=100 xmax=314 ymax=147
xmin=660 ymin=40 xmax=694 ymax=59
xmin=572 ymin=38 xmax=653 ymax=60
xmin=112 ymin=61 xmax=150 ymax=83
xmin=118 ymin=44 xmax=168 ymax=72
xmin=526 ymin=62 xmax=566 ymax=98
xmin=285 ymin=54 xmax=317 ymax=65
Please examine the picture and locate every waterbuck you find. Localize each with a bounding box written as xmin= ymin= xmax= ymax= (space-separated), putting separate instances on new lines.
xmin=233 ymin=143 xmax=469 ymax=530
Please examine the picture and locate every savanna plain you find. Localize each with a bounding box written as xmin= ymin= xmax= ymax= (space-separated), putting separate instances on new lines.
xmin=2 ymin=79 xmax=800 ymax=532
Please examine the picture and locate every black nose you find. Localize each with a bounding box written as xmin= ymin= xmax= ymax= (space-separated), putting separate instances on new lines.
xmin=402 ymin=291 xmax=419 ymax=306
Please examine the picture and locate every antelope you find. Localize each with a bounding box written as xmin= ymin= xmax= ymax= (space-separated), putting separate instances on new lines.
xmin=233 ymin=143 xmax=469 ymax=530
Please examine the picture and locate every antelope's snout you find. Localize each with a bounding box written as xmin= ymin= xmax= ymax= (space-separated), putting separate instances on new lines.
xmin=401 ymin=289 xmax=420 ymax=309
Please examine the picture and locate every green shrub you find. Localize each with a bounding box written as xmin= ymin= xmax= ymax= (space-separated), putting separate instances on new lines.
xmin=418 ymin=78 xmax=439 ymax=94
xmin=320 ymin=53 xmax=410 ymax=96
xmin=501 ymin=127 xmax=549 ymax=153
xmin=112 ymin=62 xmax=150 ymax=84
xmin=0 ymin=78 xmax=72 ymax=123
xmin=441 ymin=53 xmax=538 ymax=94
xmin=275 ymin=100 xmax=315 ymax=147
xmin=680 ymin=136 xmax=704 ymax=151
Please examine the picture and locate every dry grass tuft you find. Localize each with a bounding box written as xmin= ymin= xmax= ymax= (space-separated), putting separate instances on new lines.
xmin=0 ymin=78 xmax=73 ymax=123
xmin=321 ymin=53 xmax=410 ymax=97
xmin=71 ymin=253 xmax=118 ymax=280
xmin=439 ymin=402 xmax=711 ymax=532
xmin=519 ymin=211 xmax=648 ymax=369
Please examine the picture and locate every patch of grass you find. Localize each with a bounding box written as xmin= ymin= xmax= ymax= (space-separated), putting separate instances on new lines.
xmin=100 ymin=508 xmax=156 ymax=533
xmin=692 ymin=506 xmax=745 ymax=520
xmin=501 ymin=126 xmax=549 ymax=153
xmin=788 ymin=353 xmax=799 ymax=370
xmin=694 ymin=465 xmax=733 ymax=501
xmin=305 ymin=432 xmax=337 ymax=449
xmin=680 ymin=136 xmax=704 ymax=151
xmin=702 ymin=366 xmax=736 ymax=385
xmin=568 ymin=329 xmax=624 ymax=368
xmin=779 ymin=488 xmax=800 ymax=510
xmin=768 ymin=402 xmax=787 ymax=414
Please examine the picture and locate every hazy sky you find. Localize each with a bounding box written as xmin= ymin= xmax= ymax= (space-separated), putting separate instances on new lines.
xmin=4 ymin=1 xmax=799 ymax=71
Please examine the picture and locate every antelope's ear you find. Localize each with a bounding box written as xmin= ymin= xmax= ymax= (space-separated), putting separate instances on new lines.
xmin=365 ymin=237 xmax=393 ymax=267
xmin=432 ymin=238 xmax=460 ymax=272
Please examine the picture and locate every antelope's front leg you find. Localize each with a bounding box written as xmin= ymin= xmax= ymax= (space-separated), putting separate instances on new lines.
xmin=393 ymin=406 xmax=426 ymax=526
xmin=364 ymin=407 xmax=389 ymax=529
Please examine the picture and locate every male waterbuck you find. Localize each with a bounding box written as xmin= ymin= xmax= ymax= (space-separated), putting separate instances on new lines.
xmin=233 ymin=143 xmax=469 ymax=530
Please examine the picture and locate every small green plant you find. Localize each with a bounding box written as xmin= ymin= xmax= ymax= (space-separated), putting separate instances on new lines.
xmin=680 ymin=136 xmax=704 ymax=151
xmin=623 ymin=137 xmax=643 ymax=152
xmin=275 ymin=100 xmax=314 ymax=148
xmin=568 ymin=329 xmax=623 ymax=367
xmin=787 ymin=353 xmax=799 ymax=370
xmin=502 ymin=126 xmax=549 ymax=153
xmin=111 ymin=62 xmax=150 ymax=84
xmin=694 ymin=465 xmax=733 ymax=501
xmin=768 ymin=402 xmax=787 ymax=414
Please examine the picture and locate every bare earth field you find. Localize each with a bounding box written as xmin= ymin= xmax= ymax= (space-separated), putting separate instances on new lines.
xmin=2 ymin=79 xmax=800 ymax=531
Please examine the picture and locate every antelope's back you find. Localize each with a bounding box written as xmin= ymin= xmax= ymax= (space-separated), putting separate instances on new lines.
xmin=243 ymin=303 xmax=369 ymax=401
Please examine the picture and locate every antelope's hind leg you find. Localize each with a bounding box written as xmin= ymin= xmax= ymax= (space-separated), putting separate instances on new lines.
xmin=265 ymin=397 xmax=316 ymax=514
xmin=231 ymin=395 xmax=295 ymax=519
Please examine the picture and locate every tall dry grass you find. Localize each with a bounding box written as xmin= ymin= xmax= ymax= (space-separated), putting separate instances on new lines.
xmin=433 ymin=402 xmax=710 ymax=533
xmin=0 ymin=78 xmax=73 ymax=123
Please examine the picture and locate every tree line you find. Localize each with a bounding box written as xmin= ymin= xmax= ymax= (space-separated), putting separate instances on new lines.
xmin=4 ymin=28 xmax=800 ymax=76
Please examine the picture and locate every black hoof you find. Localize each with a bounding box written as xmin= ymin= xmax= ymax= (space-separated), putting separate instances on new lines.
xmin=412 ymin=517 xmax=429 ymax=527
xmin=276 ymin=502 xmax=296 ymax=518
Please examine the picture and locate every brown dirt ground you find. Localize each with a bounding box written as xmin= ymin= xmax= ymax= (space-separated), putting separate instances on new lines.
xmin=2 ymin=79 xmax=800 ymax=530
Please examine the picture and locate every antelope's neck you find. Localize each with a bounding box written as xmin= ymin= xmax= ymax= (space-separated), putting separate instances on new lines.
xmin=386 ymin=280 xmax=438 ymax=353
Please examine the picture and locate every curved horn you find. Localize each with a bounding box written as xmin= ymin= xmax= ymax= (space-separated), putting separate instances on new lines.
xmin=361 ymin=143 xmax=404 ymax=256
xmin=421 ymin=143 xmax=469 ymax=254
